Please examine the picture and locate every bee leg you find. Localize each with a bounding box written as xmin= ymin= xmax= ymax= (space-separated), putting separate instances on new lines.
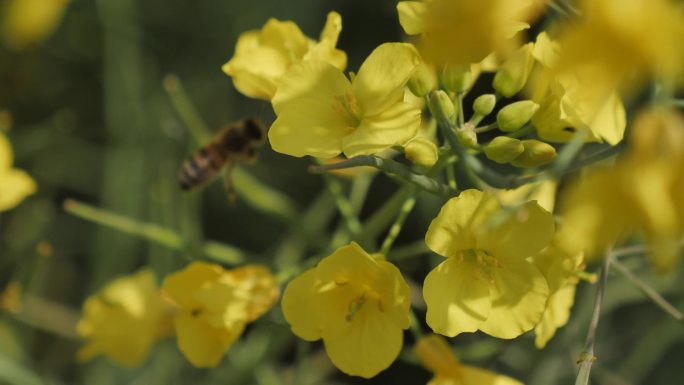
xmin=223 ymin=161 xmax=237 ymax=204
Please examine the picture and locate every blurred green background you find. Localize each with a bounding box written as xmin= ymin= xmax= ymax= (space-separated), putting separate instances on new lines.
xmin=0 ymin=0 xmax=683 ymax=384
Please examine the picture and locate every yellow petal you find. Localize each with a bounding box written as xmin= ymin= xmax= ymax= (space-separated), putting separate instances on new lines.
xmin=459 ymin=364 xmax=524 ymax=385
xmin=342 ymin=101 xmax=421 ymax=157
xmin=222 ymin=40 xmax=288 ymax=100
xmin=423 ymin=257 xmax=491 ymax=337
xmin=259 ymin=18 xmax=310 ymax=61
xmin=1 ymin=0 xmax=69 ymax=50
xmin=479 ymin=200 xmax=554 ymax=261
xmin=323 ymin=302 xmax=404 ymax=378
xmin=162 ymin=262 xmax=223 ymax=309
xmin=226 ymin=265 xmax=280 ymax=322
xmin=415 ymin=334 xmax=462 ymax=378
xmin=479 ymin=259 xmax=549 ymax=339
xmin=397 ymin=2 xmax=427 ymax=35
xmin=175 ymin=312 xmax=244 ymax=368
xmin=281 ymin=268 xmax=327 ymax=341
xmin=304 ymin=12 xmax=347 ymax=71
xmin=0 ymin=169 xmax=36 ymax=212
xmin=194 ymin=280 xmax=249 ymax=329
xmin=425 ymin=189 xmax=500 ymax=259
xmin=0 ymin=133 xmax=12 ymax=170
xmin=535 ymin=284 xmax=576 ymax=348
xmin=352 ymin=43 xmax=420 ymax=117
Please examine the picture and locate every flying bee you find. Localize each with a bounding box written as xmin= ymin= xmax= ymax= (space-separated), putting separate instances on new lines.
xmin=179 ymin=117 xmax=265 ymax=201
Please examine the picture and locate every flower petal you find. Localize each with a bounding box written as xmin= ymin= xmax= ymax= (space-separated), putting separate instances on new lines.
xmin=259 ymin=18 xmax=310 ymax=61
xmin=459 ymin=364 xmax=524 ymax=385
xmin=281 ymin=268 xmax=327 ymax=341
xmin=423 ymin=257 xmax=491 ymax=337
xmin=304 ymin=11 xmax=347 ymax=71
xmin=162 ymin=262 xmax=223 ymax=309
xmin=352 ymin=43 xmax=420 ymax=117
xmin=534 ymin=284 xmax=576 ymax=348
xmin=323 ymin=303 xmax=404 ymax=378
xmin=425 ymin=189 xmax=500 ymax=259
xmin=0 ymin=169 xmax=36 ymax=212
xmin=479 ymin=259 xmax=549 ymax=339
xmin=175 ymin=312 xmax=244 ymax=368
xmin=342 ymin=101 xmax=421 ymax=157
xmin=397 ymin=2 xmax=427 ymax=35
xmin=0 ymin=133 xmax=12 ymax=170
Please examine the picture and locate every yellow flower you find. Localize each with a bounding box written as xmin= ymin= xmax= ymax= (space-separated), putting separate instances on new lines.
xmin=77 ymin=269 xmax=173 ymax=367
xmin=555 ymin=0 xmax=684 ymax=92
xmin=268 ymin=42 xmax=422 ymax=158
xmin=559 ymin=108 xmax=684 ymax=272
xmin=222 ymin=12 xmax=346 ymax=100
xmin=0 ymin=132 xmax=36 ymax=212
xmin=281 ymin=242 xmax=410 ymax=378
xmin=532 ymin=237 xmax=583 ymax=348
xmin=424 ymin=189 xmax=553 ymax=339
xmin=1 ymin=0 xmax=69 ymax=50
xmin=397 ymin=0 xmax=539 ymax=66
xmin=415 ymin=334 xmax=523 ymax=385
xmin=529 ymin=33 xmax=626 ymax=145
xmin=162 ymin=262 xmax=279 ymax=368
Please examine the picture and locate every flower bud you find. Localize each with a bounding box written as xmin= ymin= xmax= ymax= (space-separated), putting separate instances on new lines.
xmin=442 ymin=65 xmax=472 ymax=94
xmin=473 ymin=94 xmax=496 ymax=116
xmin=405 ymin=137 xmax=439 ymax=168
xmin=496 ymin=100 xmax=539 ymax=132
xmin=493 ymin=43 xmax=534 ymax=98
xmin=510 ymin=140 xmax=557 ymax=168
xmin=428 ymin=90 xmax=456 ymax=124
xmin=457 ymin=123 xmax=478 ymax=148
xmin=484 ymin=136 xmax=524 ymax=164
xmin=408 ymin=63 xmax=435 ymax=97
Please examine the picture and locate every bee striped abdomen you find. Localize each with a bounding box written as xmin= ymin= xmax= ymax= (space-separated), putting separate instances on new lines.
xmin=179 ymin=146 xmax=227 ymax=190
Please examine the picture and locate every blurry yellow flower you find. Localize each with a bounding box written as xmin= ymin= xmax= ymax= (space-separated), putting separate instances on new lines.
xmin=559 ymin=107 xmax=684 ymax=272
xmin=424 ymin=189 xmax=553 ymax=339
xmin=416 ymin=334 xmax=523 ymax=385
xmin=532 ymin=237 xmax=583 ymax=348
xmin=281 ymin=242 xmax=410 ymax=378
xmin=555 ymin=0 xmax=684 ymax=92
xmin=163 ymin=262 xmax=279 ymax=368
xmin=529 ymin=33 xmax=626 ymax=145
xmin=497 ymin=180 xmax=557 ymax=213
xmin=222 ymin=12 xmax=347 ymax=100
xmin=77 ymin=269 xmax=172 ymax=367
xmin=397 ymin=0 xmax=539 ymax=66
xmin=269 ymin=43 xmax=422 ymax=158
xmin=0 ymin=281 xmax=22 ymax=314
xmin=1 ymin=0 xmax=69 ymax=50
xmin=0 ymin=132 xmax=36 ymax=212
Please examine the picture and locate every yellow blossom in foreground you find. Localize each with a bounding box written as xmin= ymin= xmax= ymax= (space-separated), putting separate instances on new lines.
xmin=1 ymin=0 xmax=69 ymax=50
xmin=424 ymin=189 xmax=553 ymax=339
xmin=532 ymin=237 xmax=583 ymax=348
xmin=269 ymin=43 xmax=422 ymax=158
xmin=416 ymin=334 xmax=523 ymax=385
xmin=77 ymin=269 xmax=173 ymax=367
xmin=397 ymin=0 xmax=539 ymax=66
xmin=529 ymin=33 xmax=626 ymax=145
xmin=282 ymin=242 xmax=410 ymax=378
xmin=555 ymin=0 xmax=684 ymax=92
xmin=0 ymin=132 xmax=36 ymax=212
xmin=162 ymin=262 xmax=279 ymax=367
xmin=559 ymin=107 xmax=684 ymax=272
xmin=222 ymin=12 xmax=346 ymax=100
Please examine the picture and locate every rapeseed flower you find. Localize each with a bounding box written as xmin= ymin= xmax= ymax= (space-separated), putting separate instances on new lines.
xmin=281 ymin=242 xmax=410 ymax=378
xmin=424 ymin=189 xmax=554 ymax=339
xmin=268 ymin=43 xmax=422 ymax=158
xmin=223 ymin=12 xmax=346 ymax=100
xmin=396 ymin=0 xmax=539 ymax=66
xmin=0 ymin=132 xmax=36 ymax=212
xmin=559 ymin=108 xmax=684 ymax=272
xmin=416 ymin=334 xmax=523 ymax=385
xmin=1 ymin=0 xmax=69 ymax=50
xmin=77 ymin=269 xmax=173 ymax=367
xmin=162 ymin=262 xmax=279 ymax=367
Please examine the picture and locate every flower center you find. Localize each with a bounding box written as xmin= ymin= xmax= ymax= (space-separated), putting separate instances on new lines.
xmin=463 ymin=249 xmax=501 ymax=283
xmin=332 ymin=92 xmax=362 ymax=129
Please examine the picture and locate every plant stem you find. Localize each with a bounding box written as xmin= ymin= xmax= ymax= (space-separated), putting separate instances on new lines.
xmin=320 ymin=173 xmax=363 ymax=239
xmin=163 ymin=74 xmax=212 ymax=142
xmin=474 ymin=123 xmax=498 ymax=134
xmin=575 ymin=251 xmax=612 ymax=385
xmin=379 ymin=189 xmax=417 ymax=256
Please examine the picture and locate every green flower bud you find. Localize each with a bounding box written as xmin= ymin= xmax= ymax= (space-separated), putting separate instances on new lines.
xmin=442 ymin=65 xmax=472 ymax=94
xmin=496 ymin=100 xmax=539 ymax=132
xmin=473 ymin=94 xmax=497 ymax=116
xmin=510 ymin=140 xmax=557 ymax=168
xmin=457 ymin=123 xmax=478 ymax=148
xmin=484 ymin=136 xmax=524 ymax=164
xmin=405 ymin=137 xmax=439 ymax=168
xmin=428 ymin=90 xmax=456 ymax=124
xmin=408 ymin=63 xmax=435 ymax=97
xmin=493 ymin=43 xmax=534 ymax=98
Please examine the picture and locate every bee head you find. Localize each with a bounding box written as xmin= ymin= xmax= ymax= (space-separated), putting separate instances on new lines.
xmin=243 ymin=117 xmax=265 ymax=144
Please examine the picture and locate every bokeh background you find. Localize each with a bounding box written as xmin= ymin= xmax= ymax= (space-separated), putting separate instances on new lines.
xmin=1 ymin=0 xmax=683 ymax=384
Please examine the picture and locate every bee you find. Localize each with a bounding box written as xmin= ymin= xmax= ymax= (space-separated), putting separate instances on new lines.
xmin=179 ymin=117 xmax=265 ymax=200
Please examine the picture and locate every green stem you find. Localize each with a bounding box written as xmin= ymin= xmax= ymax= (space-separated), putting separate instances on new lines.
xmin=474 ymin=123 xmax=498 ymax=133
xmin=379 ymin=189 xmax=417 ymax=256
xmin=309 ymin=156 xmax=457 ymax=197
xmin=320 ymin=173 xmax=363 ymax=238
xmin=64 ymin=199 xmax=244 ymax=264
xmin=388 ymin=240 xmax=429 ymax=260
xmin=162 ymin=74 xmax=212 ymax=142
xmin=362 ymin=187 xmax=412 ymax=242
xmin=408 ymin=308 xmax=425 ymax=341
